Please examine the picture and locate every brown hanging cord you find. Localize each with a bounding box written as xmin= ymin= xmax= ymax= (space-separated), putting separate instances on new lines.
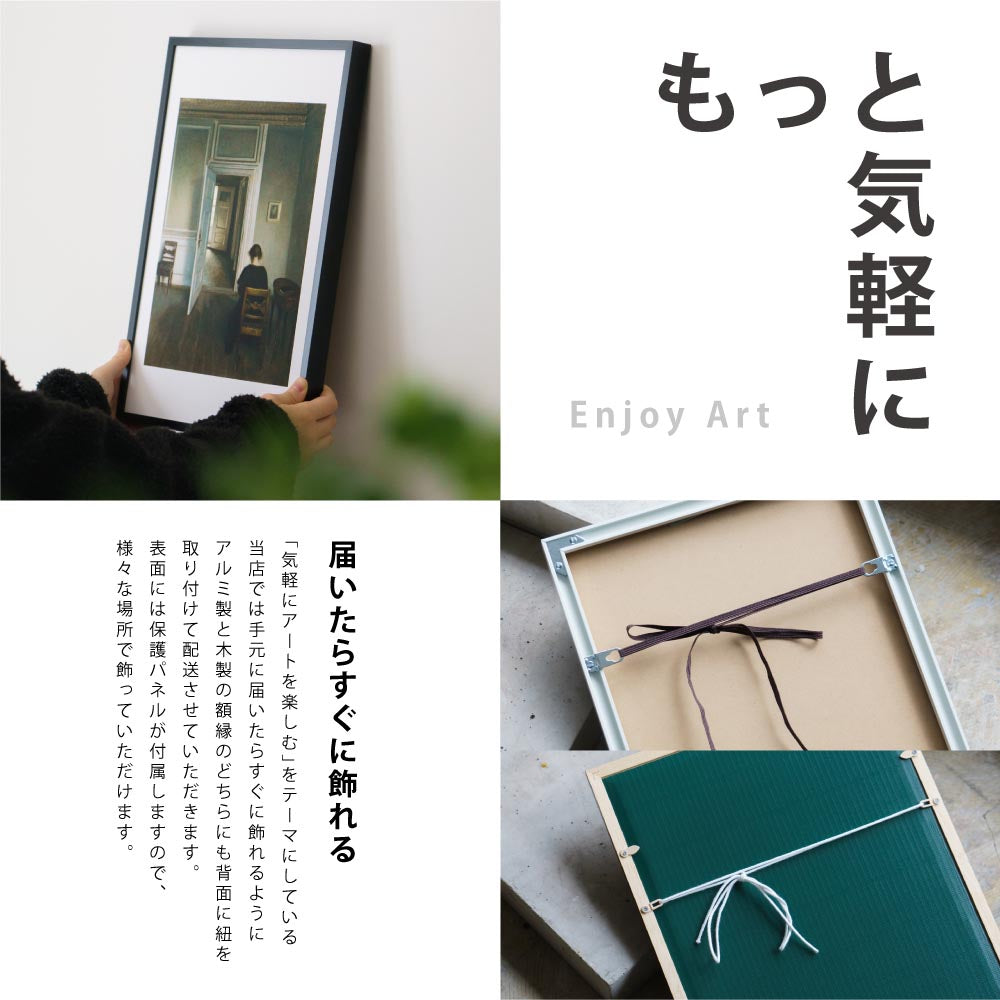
xmin=585 ymin=556 xmax=897 ymax=750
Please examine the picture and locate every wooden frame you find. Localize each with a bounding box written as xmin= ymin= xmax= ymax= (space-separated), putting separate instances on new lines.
xmin=544 ymin=501 xmax=967 ymax=750
xmin=587 ymin=751 xmax=1000 ymax=999
xmin=119 ymin=37 xmax=371 ymax=429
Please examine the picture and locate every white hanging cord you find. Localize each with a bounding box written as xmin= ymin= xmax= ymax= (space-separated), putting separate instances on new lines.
xmin=645 ymin=798 xmax=935 ymax=964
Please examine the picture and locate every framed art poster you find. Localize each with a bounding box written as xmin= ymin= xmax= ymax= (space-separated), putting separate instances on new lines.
xmin=119 ymin=37 xmax=370 ymax=428
xmin=587 ymin=751 xmax=1000 ymax=1000
xmin=543 ymin=501 xmax=967 ymax=751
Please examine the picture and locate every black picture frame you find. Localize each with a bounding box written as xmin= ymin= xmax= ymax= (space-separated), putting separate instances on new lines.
xmin=118 ymin=36 xmax=371 ymax=429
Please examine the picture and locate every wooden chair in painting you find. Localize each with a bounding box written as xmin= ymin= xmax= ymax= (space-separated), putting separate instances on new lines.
xmin=239 ymin=287 xmax=270 ymax=338
xmin=271 ymin=278 xmax=301 ymax=339
xmin=156 ymin=240 xmax=177 ymax=286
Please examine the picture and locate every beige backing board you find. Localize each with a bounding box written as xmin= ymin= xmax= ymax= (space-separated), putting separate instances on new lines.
xmin=567 ymin=501 xmax=947 ymax=750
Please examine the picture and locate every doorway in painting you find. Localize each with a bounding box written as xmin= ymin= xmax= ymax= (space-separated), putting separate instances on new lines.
xmin=203 ymin=175 xmax=249 ymax=290
xmin=188 ymin=162 xmax=260 ymax=314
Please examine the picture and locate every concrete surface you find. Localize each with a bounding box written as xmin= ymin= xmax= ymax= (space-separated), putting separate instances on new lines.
xmin=882 ymin=502 xmax=1000 ymax=749
xmin=502 ymin=898 xmax=605 ymax=1000
xmin=501 ymin=750 xmax=1000 ymax=999
xmin=501 ymin=751 xmax=655 ymax=998
xmin=500 ymin=501 xmax=999 ymax=751
xmin=502 ymin=502 xmax=666 ymax=539
xmin=501 ymin=523 xmax=597 ymax=750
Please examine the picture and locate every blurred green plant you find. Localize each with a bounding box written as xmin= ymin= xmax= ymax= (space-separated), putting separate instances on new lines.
xmin=381 ymin=384 xmax=500 ymax=499
xmin=199 ymin=382 xmax=499 ymax=500
xmin=295 ymin=382 xmax=500 ymax=500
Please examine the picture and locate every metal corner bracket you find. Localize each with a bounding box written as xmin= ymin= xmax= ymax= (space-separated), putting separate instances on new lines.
xmin=544 ymin=534 xmax=585 ymax=577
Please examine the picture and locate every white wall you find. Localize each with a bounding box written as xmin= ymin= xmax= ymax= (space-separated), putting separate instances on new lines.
xmin=0 ymin=1 xmax=499 ymax=465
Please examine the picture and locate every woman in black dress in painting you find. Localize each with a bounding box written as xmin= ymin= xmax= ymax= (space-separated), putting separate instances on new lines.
xmin=227 ymin=244 xmax=269 ymax=352
xmin=237 ymin=243 xmax=269 ymax=300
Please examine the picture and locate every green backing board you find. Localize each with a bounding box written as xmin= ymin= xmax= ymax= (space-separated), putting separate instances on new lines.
xmin=602 ymin=752 xmax=1000 ymax=999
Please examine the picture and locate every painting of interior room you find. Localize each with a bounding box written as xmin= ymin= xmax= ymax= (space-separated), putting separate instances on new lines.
xmin=144 ymin=98 xmax=327 ymax=385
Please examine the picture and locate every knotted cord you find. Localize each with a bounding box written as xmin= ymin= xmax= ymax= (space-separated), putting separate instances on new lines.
xmin=608 ymin=558 xmax=896 ymax=749
xmin=646 ymin=798 xmax=934 ymax=964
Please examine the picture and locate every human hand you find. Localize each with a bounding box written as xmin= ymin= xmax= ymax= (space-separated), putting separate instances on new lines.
xmin=262 ymin=378 xmax=339 ymax=462
xmin=91 ymin=339 xmax=132 ymax=413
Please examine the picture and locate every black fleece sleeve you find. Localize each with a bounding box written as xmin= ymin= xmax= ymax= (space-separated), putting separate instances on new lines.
xmin=37 ymin=367 xmax=112 ymax=412
xmin=1 ymin=360 xmax=299 ymax=500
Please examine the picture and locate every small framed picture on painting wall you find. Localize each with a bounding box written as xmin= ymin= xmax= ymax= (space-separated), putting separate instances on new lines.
xmin=119 ymin=37 xmax=370 ymax=428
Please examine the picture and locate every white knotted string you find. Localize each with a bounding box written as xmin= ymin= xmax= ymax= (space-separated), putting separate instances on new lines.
xmin=693 ymin=872 xmax=819 ymax=963
xmin=647 ymin=798 xmax=934 ymax=964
